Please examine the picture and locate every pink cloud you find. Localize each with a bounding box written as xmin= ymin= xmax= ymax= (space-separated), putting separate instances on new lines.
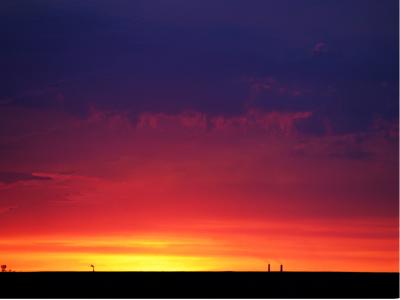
xmin=312 ymin=42 xmax=327 ymax=56
xmin=241 ymin=76 xmax=312 ymax=108
xmin=137 ymin=111 xmax=207 ymax=130
xmin=135 ymin=109 xmax=312 ymax=136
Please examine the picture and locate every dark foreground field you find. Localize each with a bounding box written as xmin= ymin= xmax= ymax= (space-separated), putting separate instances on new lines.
xmin=0 ymin=272 xmax=398 ymax=298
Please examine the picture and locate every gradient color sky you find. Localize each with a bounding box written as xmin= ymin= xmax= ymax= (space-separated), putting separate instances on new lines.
xmin=0 ymin=0 xmax=398 ymax=272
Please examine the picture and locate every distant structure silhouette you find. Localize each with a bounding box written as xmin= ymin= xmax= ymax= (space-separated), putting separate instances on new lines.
xmin=90 ymin=264 xmax=95 ymax=272
xmin=1 ymin=265 xmax=6 ymax=272
xmin=280 ymin=264 xmax=283 ymax=272
xmin=268 ymin=264 xmax=271 ymax=272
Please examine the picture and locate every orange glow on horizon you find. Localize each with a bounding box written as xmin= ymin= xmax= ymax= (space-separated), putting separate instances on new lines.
xmin=1 ymin=218 xmax=398 ymax=272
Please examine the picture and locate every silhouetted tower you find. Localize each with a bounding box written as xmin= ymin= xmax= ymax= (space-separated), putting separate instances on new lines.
xmin=1 ymin=265 xmax=6 ymax=272
xmin=280 ymin=264 xmax=283 ymax=272
xmin=268 ymin=264 xmax=271 ymax=272
xmin=90 ymin=264 xmax=95 ymax=272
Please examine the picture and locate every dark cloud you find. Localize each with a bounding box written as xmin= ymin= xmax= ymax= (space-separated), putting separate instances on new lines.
xmin=0 ymin=172 xmax=52 ymax=184
xmin=0 ymin=0 xmax=397 ymax=133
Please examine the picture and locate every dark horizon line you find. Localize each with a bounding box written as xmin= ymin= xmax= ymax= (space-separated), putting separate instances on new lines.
xmin=3 ymin=270 xmax=399 ymax=273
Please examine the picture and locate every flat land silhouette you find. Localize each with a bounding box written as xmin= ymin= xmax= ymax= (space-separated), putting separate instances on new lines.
xmin=0 ymin=271 xmax=398 ymax=298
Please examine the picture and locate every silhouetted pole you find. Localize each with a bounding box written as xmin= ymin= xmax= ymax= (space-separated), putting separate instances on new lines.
xmin=280 ymin=264 xmax=283 ymax=272
xmin=268 ymin=264 xmax=271 ymax=272
xmin=90 ymin=264 xmax=95 ymax=272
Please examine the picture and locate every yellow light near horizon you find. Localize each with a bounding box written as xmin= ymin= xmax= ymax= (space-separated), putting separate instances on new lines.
xmin=1 ymin=217 xmax=398 ymax=273
xmin=3 ymin=251 xmax=268 ymax=272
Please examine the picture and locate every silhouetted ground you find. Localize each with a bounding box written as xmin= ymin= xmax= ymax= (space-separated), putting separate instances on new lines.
xmin=0 ymin=271 xmax=398 ymax=298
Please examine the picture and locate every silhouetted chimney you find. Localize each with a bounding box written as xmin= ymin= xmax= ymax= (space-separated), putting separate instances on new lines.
xmin=268 ymin=264 xmax=271 ymax=272
xmin=280 ymin=264 xmax=283 ymax=272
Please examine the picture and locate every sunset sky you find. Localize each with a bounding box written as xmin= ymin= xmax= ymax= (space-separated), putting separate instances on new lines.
xmin=0 ymin=0 xmax=398 ymax=272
